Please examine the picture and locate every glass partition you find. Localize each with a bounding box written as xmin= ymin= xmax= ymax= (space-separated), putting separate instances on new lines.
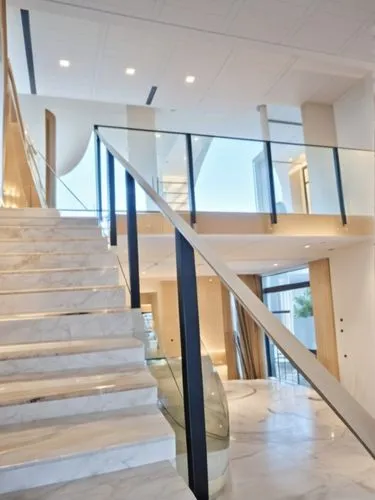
xmin=271 ymin=142 xmax=341 ymax=215
xmin=192 ymin=136 xmax=269 ymax=213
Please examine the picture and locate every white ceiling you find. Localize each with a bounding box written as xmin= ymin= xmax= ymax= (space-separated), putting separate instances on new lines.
xmin=7 ymin=0 xmax=374 ymax=112
xmin=117 ymin=233 xmax=372 ymax=279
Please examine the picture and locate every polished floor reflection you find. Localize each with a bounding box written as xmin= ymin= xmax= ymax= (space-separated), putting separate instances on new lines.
xmin=219 ymin=380 xmax=375 ymax=500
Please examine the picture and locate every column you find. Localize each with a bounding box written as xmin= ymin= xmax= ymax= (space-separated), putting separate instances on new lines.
xmin=309 ymin=258 xmax=340 ymax=380
xmin=301 ymin=103 xmax=338 ymax=214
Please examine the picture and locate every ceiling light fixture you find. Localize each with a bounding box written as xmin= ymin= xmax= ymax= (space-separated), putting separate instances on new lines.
xmin=273 ymin=263 xmax=279 ymax=267
xmin=185 ymin=75 xmax=196 ymax=84
xmin=304 ymin=244 xmax=311 ymax=249
xmin=59 ymin=59 xmax=70 ymax=68
xmin=155 ymin=133 xmax=161 ymax=138
xmin=125 ymin=67 xmax=136 ymax=76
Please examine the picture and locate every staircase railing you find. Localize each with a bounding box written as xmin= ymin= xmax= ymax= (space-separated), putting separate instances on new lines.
xmin=95 ymin=127 xmax=375 ymax=500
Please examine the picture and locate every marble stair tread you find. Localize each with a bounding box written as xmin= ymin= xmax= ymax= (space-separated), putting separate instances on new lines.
xmin=0 ymin=307 xmax=128 ymax=322
xmin=0 ymin=461 xmax=195 ymax=500
xmin=0 ymin=238 xmax=108 ymax=254
xmin=0 ymin=285 xmax=125 ymax=316
xmin=0 ymin=366 xmax=156 ymax=407
xmin=0 ymin=267 xmax=119 ymax=292
xmin=0 ymin=251 xmax=117 ymax=271
xmin=0 ymin=217 xmax=99 ymax=227
xmin=0 ymin=284 xmax=121 ymax=295
xmin=0 ymin=309 xmax=142 ymax=345
xmin=0 ymin=209 xmax=59 ymax=218
xmin=0 ymin=227 xmax=102 ymax=241
xmin=0 ymin=337 xmax=144 ymax=360
xmin=0 ymin=406 xmax=174 ymax=470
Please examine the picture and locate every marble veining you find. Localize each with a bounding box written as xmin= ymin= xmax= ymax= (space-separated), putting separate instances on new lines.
xmin=0 ymin=226 xmax=101 ymax=241
xmin=0 ymin=286 xmax=125 ymax=315
xmin=0 ymin=410 xmax=175 ymax=494
xmin=217 ymin=380 xmax=375 ymax=500
xmin=0 ymin=366 xmax=156 ymax=406
xmin=0 ymin=216 xmax=98 ymax=227
xmin=0 ymin=251 xmax=117 ymax=271
xmin=0 ymin=267 xmax=119 ymax=291
xmin=0 ymin=338 xmax=145 ymax=374
xmin=0 ymin=310 xmax=141 ymax=344
xmin=0 ymin=239 xmax=107 ymax=254
xmin=0 ymin=461 xmax=195 ymax=500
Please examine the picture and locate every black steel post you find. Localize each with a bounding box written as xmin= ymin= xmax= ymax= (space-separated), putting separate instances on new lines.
xmin=125 ymin=171 xmax=141 ymax=309
xmin=332 ymin=147 xmax=347 ymax=225
xmin=185 ymin=134 xmax=197 ymax=226
xmin=265 ymin=140 xmax=277 ymax=224
xmin=106 ymin=150 xmax=117 ymax=246
xmin=175 ymin=230 xmax=208 ymax=500
xmin=94 ymin=130 xmax=103 ymax=221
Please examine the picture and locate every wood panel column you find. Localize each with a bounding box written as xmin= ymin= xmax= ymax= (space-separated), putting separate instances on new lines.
xmin=309 ymin=258 xmax=340 ymax=380
xmin=220 ymin=284 xmax=239 ymax=380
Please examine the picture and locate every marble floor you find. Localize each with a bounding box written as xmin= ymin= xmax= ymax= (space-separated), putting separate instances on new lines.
xmin=218 ymin=380 xmax=375 ymax=500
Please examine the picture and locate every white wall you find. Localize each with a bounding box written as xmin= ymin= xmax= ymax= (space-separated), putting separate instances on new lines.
xmin=329 ymin=242 xmax=375 ymax=417
xmin=18 ymin=94 xmax=128 ymax=176
xmin=333 ymin=76 xmax=375 ymax=216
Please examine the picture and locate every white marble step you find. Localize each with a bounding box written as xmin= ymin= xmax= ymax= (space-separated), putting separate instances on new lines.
xmin=0 ymin=238 xmax=108 ymax=254
xmin=0 ymin=216 xmax=99 ymax=227
xmin=0 ymin=251 xmax=117 ymax=271
xmin=0 ymin=285 xmax=125 ymax=315
xmin=0 ymin=366 xmax=157 ymax=424
xmin=0 ymin=338 xmax=144 ymax=375
xmin=0 ymin=267 xmax=119 ymax=291
xmin=0 ymin=226 xmax=102 ymax=241
xmin=0 ymin=407 xmax=175 ymax=494
xmin=0 ymin=309 xmax=143 ymax=344
xmin=0 ymin=208 xmax=59 ymax=218
xmin=0 ymin=462 xmax=195 ymax=500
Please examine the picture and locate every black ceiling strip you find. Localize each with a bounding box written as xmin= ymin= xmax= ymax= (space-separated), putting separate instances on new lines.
xmin=146 ymin=86 xmax=157 ymax=106
xmin=20 ymin=9 xmax=37 ymax=94
xmin=268 ymin=119 xmax=303 ymax=127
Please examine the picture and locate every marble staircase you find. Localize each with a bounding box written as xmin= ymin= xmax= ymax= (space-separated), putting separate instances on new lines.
xmin=0 ymin=208 xmax=178 ymax=497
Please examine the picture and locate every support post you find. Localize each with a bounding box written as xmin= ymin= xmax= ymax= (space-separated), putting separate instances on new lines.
xmin=185 ymin=134 xmax=197 ymax=226
xmin=95 ymin=130 xmax=103 ymax=221
xmin=175 ymin=230 xmax=208 ymax=500
xmin=126 ymin=171 xmax=141 ymax=309
xmin=107 ymin=150 xmax=117 ymax=246
xmin=265 ymin=140 xmax=277 ymax=224
xmin=332 ymin=147 xmax=347 ymax=225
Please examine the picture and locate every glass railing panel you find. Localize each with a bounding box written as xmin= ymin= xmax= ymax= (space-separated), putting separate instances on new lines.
xmin=270 ymin=142 xmax=307 ymax=214
xmin=271 ymin=142 xmax=341 ymax=215
xmin=338 ymin=148 xmax=375 ymax=217
xmin=114 ymin=185 xmax=230 ymax=497
xmin=192 ymin=136 xmax=268 ymax=213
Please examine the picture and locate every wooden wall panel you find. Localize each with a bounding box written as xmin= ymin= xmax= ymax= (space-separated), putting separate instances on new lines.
xmin=220 ymin=283 xmax=239 ymax=380
xmin=309 ymin=258 xmax=340 ymax=380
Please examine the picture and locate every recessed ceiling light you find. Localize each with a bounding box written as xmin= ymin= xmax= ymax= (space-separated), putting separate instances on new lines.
xmin=155 ymin=133 xmax=161 ymax=138
xmin=273 ymin=263 xmax=279 ymax=267
xmin=185 ymin=75 xmax=196 ymax=84
xmin=304 ymin=244 xmax=311 ymax=249
xmin=125 ymin=67 xmax=136 ymax=76
xmin=59 ymin=59 xmax=70 ymax=68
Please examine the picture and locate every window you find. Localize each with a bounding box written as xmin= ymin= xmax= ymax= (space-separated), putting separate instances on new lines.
xmin=262 ymin=268 xmax=316 ymax=386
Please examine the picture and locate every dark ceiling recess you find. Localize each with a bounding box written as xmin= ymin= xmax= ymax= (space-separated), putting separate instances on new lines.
xmin=146 ymin=86 xmax=158 ymax=105
xmin=20 ymin=9 xmax=37 ymax=94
